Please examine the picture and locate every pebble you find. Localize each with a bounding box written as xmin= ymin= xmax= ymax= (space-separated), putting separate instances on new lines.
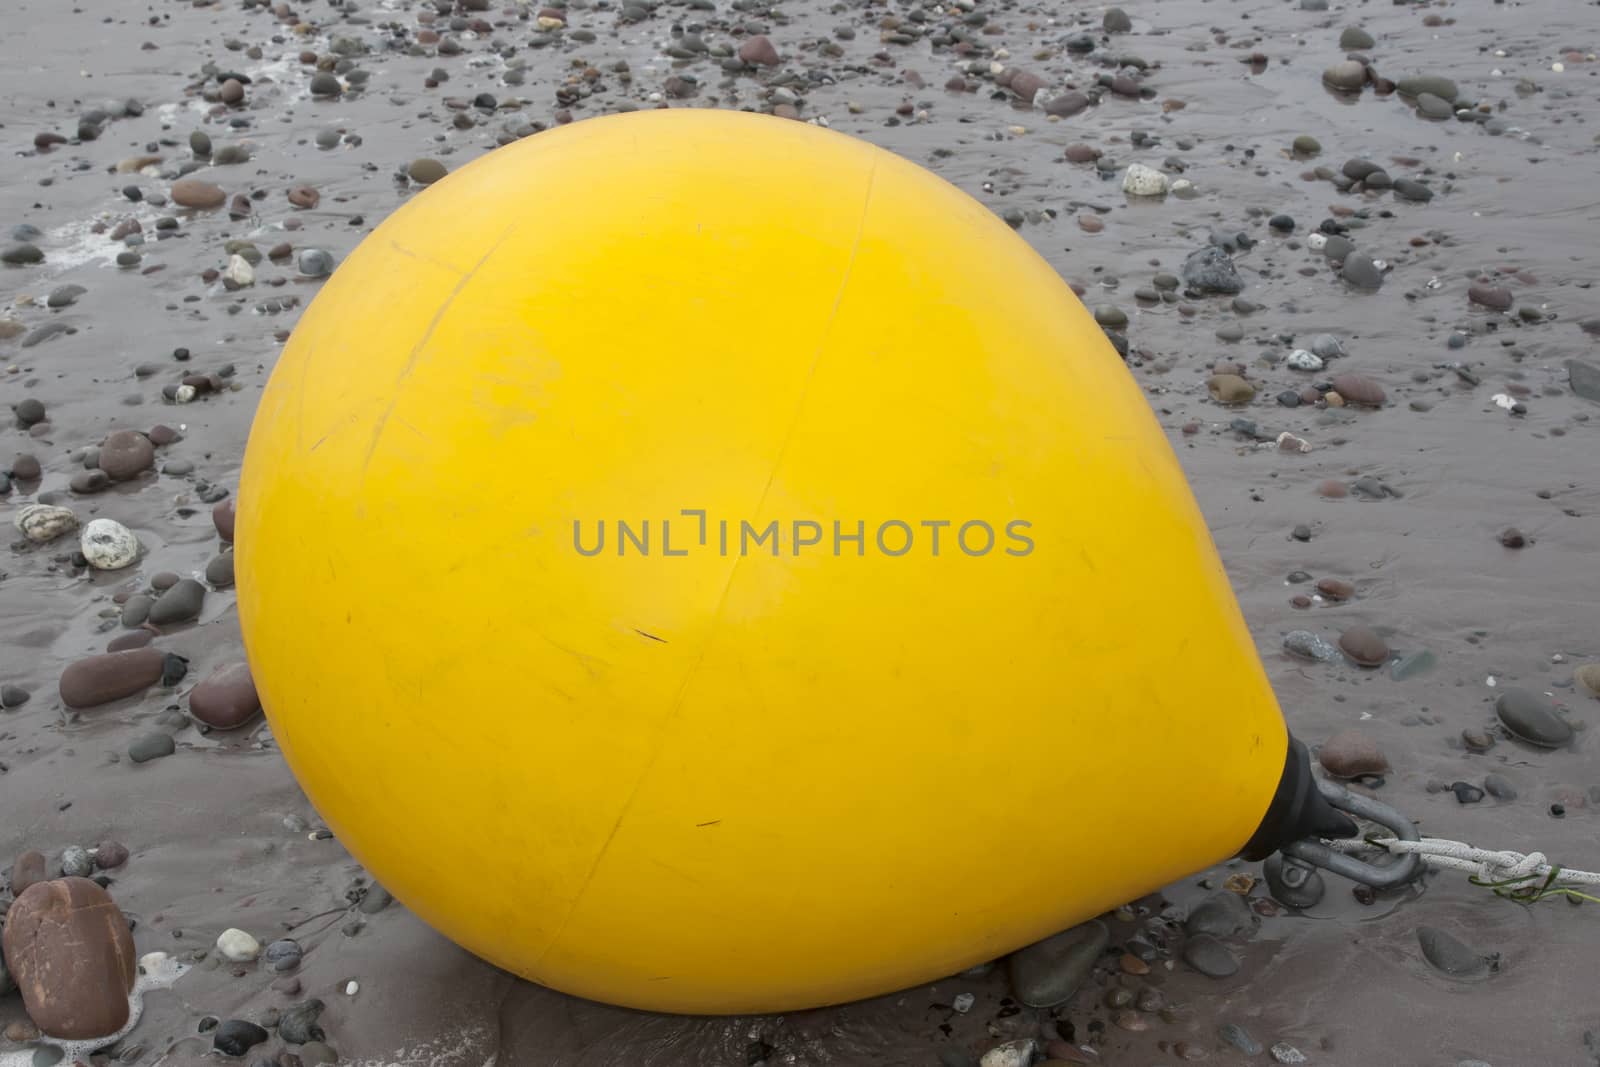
xmin=1271 ymin=1044 xmax=1309 ymax=1065
xmin=1415 ymin=92 xmax=1453 ymax=120
xmin=223 ymin=254 xmax=255 ymax=288
xmin=1397 ymin=75 xmax=1458 ymax=102
xmin=1417 ymin=926 xmax=1494 ymax=978
xmin=1484 ymin=773 xmax=1517 ymax=800
xmin=1207 ymin=374 xmax=1255 ymax=404
xmin=1340 ymin=27 xmax=1376 ymax=50
xmin=1566 ymin=360 xmax=1600 ymax=403
xmin=1331 ymin=374 xmax=1385 ymax=407
xmin=15 ymin=504 xmax=80 ymax=544
xmin=1287 ymin=349 xmax=1323 ymax=372
xmin=148 ymin=578 xmax=206 ymax=626
xmin=1 ymin=243 xmax=44 ymax=265
xmin=298 ymin=248 xmax=336 ymax=278
xmin=47 ymin=284 xmax=86 ymax=308
xmin=206 ymin=551 xmax=235 ymax=588
xmin=129 ymin=732 xmax=177 ymax=763
xmin=214 ymin=1019 xmax=270 ymax=1057
xmin=1185 ymin=891 xmax=1256 ymax=939
xmin=60 ymin=847 xmax=92 ymax=878
xmin=1338 ymin=626 xmax=1390 ymax=667
xmin=1393 ymin=178 xmax=1434 ymax=202
xmin=1 ymin=684 xmax=31 ymax=709
xmin=170 ymin=178 xmax=226 ymax=210
xmin=1291 ymin=136 xmax=1320 ymax=157
xmin=1495 ymin=688 xmax=1572 ymax=747
xmin=189 ymin=662 xmax=261 ymax=730
xmin=1182 ymin=934 xmax=1239 ymax=978
xmin=738 ymin=35 xmax=780 ymax=66
xmin=1319 ymin=729 xmax=1388 ymax=777
xmin=264 ymin=939 xmax=304 ymax=972
xmin=1122 ymin=163 xmax=1168 ymax=197
xmin=408 ymin=158 xmax=448 ymax=185
xmin=280 ymin=998 xmax=327 ymax=1044
xmin=1264 ymin=853 xmax=1325 ymax=908
xmin=1323 ymin=61 xmax=1367 ymax=92
xmin=10 ymin=852 xmax=47 ymax=896
xmin=95 ymin=841 xmax=128 ymax=869
xmin=1468 ymin=283 xmax=1513 ymax=311
xmin=1576 ymin=663 xmax=1600 ymax=698
xmin=1341 ymin=253 xmax=1384 ymax=290
xmin=81 ymin=518 xmax=140 ymax=570
xmin=1220 ymin=1023 xmax=1263 ymax=1056
xmin=214 ymin=498 xmax=237 ymax=541
xmin=1182 ymin=246 xmax=1243 ymax=294
xmin=59 ymin=648 xmax=168 ymax=708
xmin=310 ymin=72 xmax=343 ymax=97
xmin=217 ymin=927 xmax=261 ymax=962
xmin=1007 ymin=919 xmax=1108 ymax=1007
xmin=1 ymin=878 xmax=138 ymax=1038
xmin=1452 ymin=781 xmax=1485 ymax=804
xmin=1284 ymin=630 xmax=1340 ymax=662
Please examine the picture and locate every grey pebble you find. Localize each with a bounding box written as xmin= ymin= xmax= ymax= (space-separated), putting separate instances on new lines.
xmin=1185 ymin=890 xmax=1256 ymax=939
xmin=1341 ymin=253 xmax=1384 ymax=290
xmin=298 ymin=248 xmax=336 ymax=278
xmin=206 ymin=551 xmax=235 ymax=588
xmin=148 ymin=578 xmax=205 ymax=625
xmin=263 ymin=938 xmax=304 ymax=972
xmin=1220 ymin=1023 xmax=1263 ymax=1056
xmin=1007 ymin=919 xmax=1108 ymax=1008
xmin=278 ymin=998 xmax=326 ymax=1044
xmin=358 ymin=885 xmax=393 ymax=914
xmin=122 ymin=594 xmax=154 ymax=627
xmin=1418 ymin=926 xmax=1495 ymax=978
xmin=1183 ymin=934 xmax=1239 ymax=977
xmin=1566 ymin=360 xmax=1600 ymax=403
xmin=1484 ymin=773 xmax=1517 ymax=800
xmin=1181 ymin=245 xmax=1243 ymax=295
xmin=47 ymin=284 xmax=86 ymax=308
xmin=1495 ymin=688 xmax=1572 ymax=747
xmin=61 ymin=846 xmax=93 ymax=877
xmin=129 ymin=732 xmax=177 ymax=763
xmin=2 ymin=243 xmax=44 ymax=265
xmin=1271 ymin=1044 xmax=1309 ymax=1065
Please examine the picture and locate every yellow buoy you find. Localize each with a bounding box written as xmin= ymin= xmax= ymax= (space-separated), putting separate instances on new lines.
xmin=238 ymin=109 xmax=1309 ymax=1014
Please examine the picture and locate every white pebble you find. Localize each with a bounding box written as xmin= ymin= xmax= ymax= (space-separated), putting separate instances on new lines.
xmin=223 ymin=254 xmax=254 ymax=288
xmin=1121 ymin=162 xmax=1169 ymax=197
xmin=980 ymin=1040 xmax=1036 ymax=1067
xmin=1553 ymin=653 xmax=1565 ymax=663
xmin=1276 ymin=431 xmax=1312 ymax=453
xmin=952 ymin=992 xmax=975 ymax=1013
xmin=1307 ymin=232 xmax=1328 ymax=251
xmin=1286 ymin=349 xmax=1324 ymax=372
xmin=345 ymin=979 xmax=360 ymax=996
xmin=1492 ymin=393 xmax=1517 ymax=410
xmin=1487 ymin=675 xmax=1498 ymax=687
xmin=216 ymin=928 xmax=261 ymax=962
xmin=14 ymin=503 xmax=79 ymax=544
xmin=1170 ymin=178 xmax=1197 ymax=198
xmin=81 ymin=518 xmax=140 ymax=570
xmin=175 ymin=384 xmax=197 ymax=404
xmin=1553 ymin=62 xmax=1565 ymax=73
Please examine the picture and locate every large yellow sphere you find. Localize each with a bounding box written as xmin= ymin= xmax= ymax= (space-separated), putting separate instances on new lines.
xmin=237 ymin=109 xmax=1287 ymax=1014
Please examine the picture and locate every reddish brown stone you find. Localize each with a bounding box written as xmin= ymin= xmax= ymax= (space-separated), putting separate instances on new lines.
xmin=170 ymin=178 xmax=226 ymax=210
xmin=1331 ymin=374 xmax=1386 ymax=407
xmin=189 ymin=662 xmax=261 ymax=730
xmin=1318 ymin=729 xmax=1389 ymax=778
xmin=2 ymin=878 xmax=137 ymax=1039
xmin=98 ymin=430 xmax=155 ymax=481
xmin=107 ymin=630 xmax=155 ymax=652
xmin=94 ymin=841 xmax=129 ymax=870
xmin=1338 ymin=626 xmax=1390 ymax=668
xmin=9 ymin=850 xmax=47 ymax=896
xmin=288 ymin=185 xmax=320 ymax=209
xmin=214 ymin=498 xmax=236 ymax=542
xmin=58 ymin=648 xmax=165 ymax=709
xmin=737 ymin=34 xmax=779 ymax=66
xmin=1316 ymin=577 xmax=1354 ymax=601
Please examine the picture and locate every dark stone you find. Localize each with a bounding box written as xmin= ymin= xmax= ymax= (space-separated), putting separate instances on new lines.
xmin=59 ymin=648 xmax=166 ymax=708
xmin=264 ymin=939 xmax=304 ymax=972
xmin=1184 ymin=891 xmax=1256 ymax=939
xmin=214 ymin=1020 xmax=270 ymax=1057
xmin=1495 ymin=688 xmax=1572 ymax=747
xmin=1417 ymin=926 xmax=1494 ymax=978
xmin=1341 ymin=253 xmax=1383 ymax=290
xmin=1007 ymin=919 xmax=1108 ymax=1008
xmin=148 ymin=578 xmax=205 ymax=625
xmin=1181 ymin=246 xmax=1243 ymax=295
xmin=1451 ymin=781 xmax=1484 ymax=804
xmin=189 ymin=662 xmax=261 ymax=730
xmin=278 ymin=999 xmax=326 ymax=1045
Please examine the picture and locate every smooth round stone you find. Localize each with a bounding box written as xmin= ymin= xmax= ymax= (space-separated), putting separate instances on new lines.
xmin=1290 ymin=135 xmax=1319 ymax=157
xmin=263 ymin=939 xmax=304 ymax=972
xmin=1339 ymin=27 xmax=1375 ymax=50
xmin=1322 ymin=60 xmax=1367 ymax=92
xmin=1094 ymin=305 xmax=1128 ymax=328
xmin=69 ymin=470 xmax=110 ymax=495
xmin=1477 ymin=774 xmax=1516 ymax=801
xmin=1216 ymin=323 xmax=1244 ymax=342
xmin=81 ymin=518 xmax=140 ymax=570
xmin=1468 ymin=283 xmax=1513 ymax=310
xmin=0 ymin=685 xmax=30 ymax=709
xmin=170 ymin=178 xmax=226 ymax=210
xmin=128 ymin=733 xmax=176 ymax=763
xmin=1414 ymin=92 xmax=1452 ymax=120
xmin=1309 ymin=334 xmax=1344 ymax=359
xmin=214 ymin=1019 xmax=269 ymax=1057
xmin=1339 ymin=627 xmax=1389 ymax=667
xmin=310 ymin=72 xmax=343 ymax=96
xmin=298 ymin=248 xmax=335 ymax=278
xmin=1 ymin=243 xmax=44 ymax=265
xmin=190 ymin=130 xmax=212 ymax=156
xmin=1397 ymin=75 xmax=1458 ymax=102
xmin=148 ymin=578 xmax=205 ymax=626
xmin=1319 ymin=728 xmax=1388 ymax=778
xmin=1007 ymin=919 xmax=1109 ymax=1008
xmin=1417 ymin=926 xmax=1492 ymax=978
xmin=1 ymin=878 xmax=137 ymax=1039
xmin=1316 ymin=578 xmax=1354 ymax=601
xmin=1103 ymin=6 xmax=1132 ymax=31
xmin=47 ymin=285 xmax=86 ymax=308
xmin=216 ymin=928 xmax=261 ymax=962
xmin=1185 ymin=891 xmax=1255 ymax=939
xmin=1495 ymin=688 xmax=1572 ymax=747
xmin=408 ymin=158 xmax=448 ymax=184
xmin=205 ymin=551 xmax=235 ymax=588
xmin=1182 ymin=934 xmax=1239 ymax=977
xmin=1341 ymin=254 xmax=1383 ymax=290
xmin=1393 ymin=178 xmax=1433 ymax=202
xmin=1220 ymin=1024 xmax=1263 ymax=1056
xmin=1263 ymin=854 xmax=1324 ymax=909
xmin=1331 ymin=374 xmax=1385 ymax=407
xmin=188 ymin=661 xmax=260 ymax=730
xmin=1451 ymin=781 xmax=1484 ymax=804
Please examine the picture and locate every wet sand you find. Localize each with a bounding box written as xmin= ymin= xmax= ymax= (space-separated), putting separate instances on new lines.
xmin=3 ymin=0 xmax=1599 ymax=1063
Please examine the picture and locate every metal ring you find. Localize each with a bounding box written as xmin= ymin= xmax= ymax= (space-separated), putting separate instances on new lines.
xmin=1279 ymin=779 xmax=1423 ymax=888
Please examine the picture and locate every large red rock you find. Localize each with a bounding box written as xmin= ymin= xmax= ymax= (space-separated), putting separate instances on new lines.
xmin=1 ymin=878 xmax=137 ymax=1039
xmin=59 ymin=648 xmax=165 ymax=709
xmin=188 ymin=661 xmax=261 ymax=729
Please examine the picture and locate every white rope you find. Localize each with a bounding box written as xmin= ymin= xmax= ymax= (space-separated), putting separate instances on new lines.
xmin=1329 ymin=836 xmax=1600 ymax=888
